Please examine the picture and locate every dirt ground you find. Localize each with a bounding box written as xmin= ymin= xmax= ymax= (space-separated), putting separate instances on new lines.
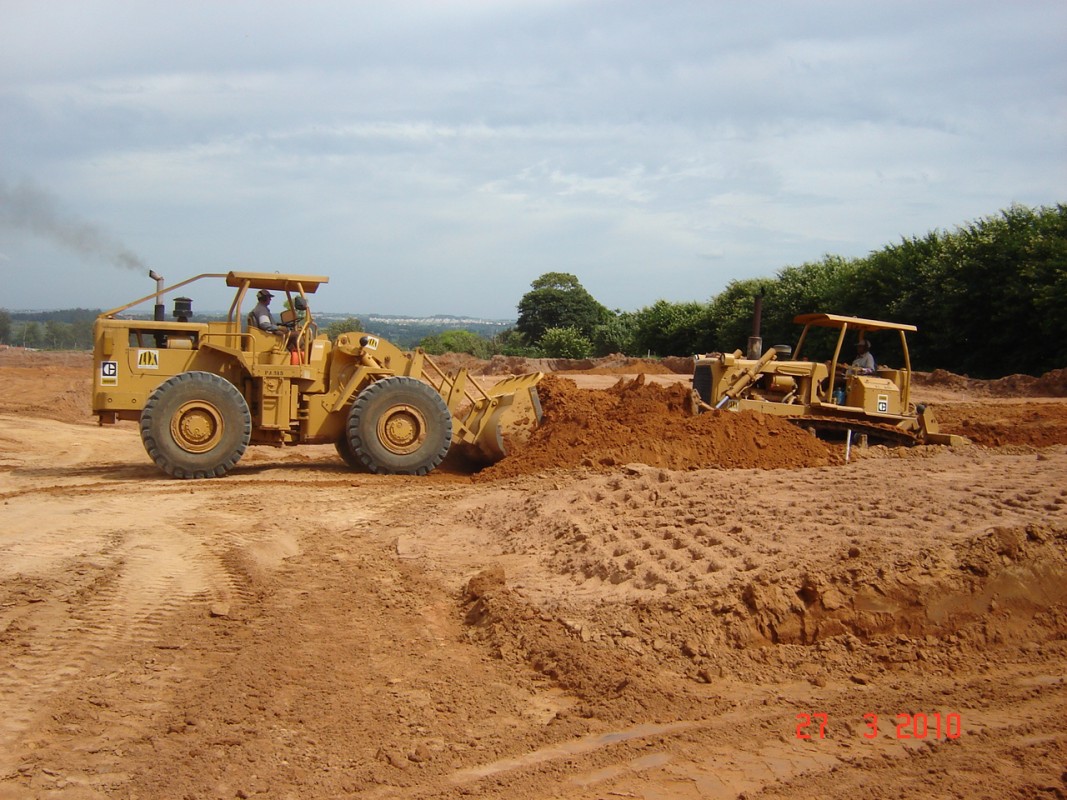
xmin=1 ymin=349 xmax=1065 ymax=800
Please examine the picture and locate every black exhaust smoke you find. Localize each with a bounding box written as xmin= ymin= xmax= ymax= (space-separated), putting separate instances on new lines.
xmin=0 ymin=178 xmax=147 ymax=271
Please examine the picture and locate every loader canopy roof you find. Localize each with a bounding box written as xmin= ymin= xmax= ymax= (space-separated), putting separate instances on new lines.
xmin=793 ymin=313 xmax=917 ymax=333
xmin=226 ymin=271 xmax=329 ymax=294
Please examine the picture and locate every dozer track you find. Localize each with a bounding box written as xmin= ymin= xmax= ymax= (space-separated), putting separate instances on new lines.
xmin=786 ymin=416 xmax=920 ymax=447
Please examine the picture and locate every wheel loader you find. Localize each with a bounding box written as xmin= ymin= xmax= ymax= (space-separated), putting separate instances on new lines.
xmin=692 ymin=313 xmax=967 ymax=446
xmin=91 ymin=270 xmax=543 ymax=478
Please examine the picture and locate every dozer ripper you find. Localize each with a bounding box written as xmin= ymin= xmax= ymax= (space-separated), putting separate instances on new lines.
xmin=693 ymin=313 xmax=967 ymax=447
xmin=92 ymin=271 xmax=543 ymax=478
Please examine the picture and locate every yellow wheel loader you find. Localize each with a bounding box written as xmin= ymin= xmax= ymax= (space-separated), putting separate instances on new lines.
xmin=92 ymin=271 xmax=543 ymax=478
xmin=693 ymin=313 xmax=967 ymax=446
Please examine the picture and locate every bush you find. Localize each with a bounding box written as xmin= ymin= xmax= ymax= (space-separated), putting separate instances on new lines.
xmin=538 ymin=326 xmax=593 ymax=359
xmin=418 ymin=330 xmax=491 ymax=358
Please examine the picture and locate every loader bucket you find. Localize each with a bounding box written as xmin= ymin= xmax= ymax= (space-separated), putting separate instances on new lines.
xmin=462 ymin=373 xmax=544 ymax=463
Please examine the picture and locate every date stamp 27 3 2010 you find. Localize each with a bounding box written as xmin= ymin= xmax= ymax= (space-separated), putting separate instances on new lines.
xmin=795 ymin=712 xmax=962 ymax=741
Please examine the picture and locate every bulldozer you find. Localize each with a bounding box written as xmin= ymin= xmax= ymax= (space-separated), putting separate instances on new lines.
xmin=91 ymin=270 xmax=543 ymax=478
xmin=692 ymin=313 xmax=967 ymax=446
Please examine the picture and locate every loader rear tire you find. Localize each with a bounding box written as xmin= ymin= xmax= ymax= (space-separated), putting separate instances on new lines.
xmin=140 ymin=372 xmax=251 ymax=479
xmin=347 ymin=376 xmax=452 ymax=475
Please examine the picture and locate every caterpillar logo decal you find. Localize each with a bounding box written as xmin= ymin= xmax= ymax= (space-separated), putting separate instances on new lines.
xmin=877 ymin=394 xmax=889 ymax=413
xmin=137 ymin=349 xmax=161 ymax=369
xmin=100 ymin=360 xmax=118 ymax=386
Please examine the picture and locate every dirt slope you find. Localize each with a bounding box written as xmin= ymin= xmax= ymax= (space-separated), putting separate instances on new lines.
xmin=0 ymin=350 xmax=1065 ymax=799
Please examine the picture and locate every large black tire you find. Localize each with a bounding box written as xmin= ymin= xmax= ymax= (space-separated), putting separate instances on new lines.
xmin=346 ymin=376 xmax=452 ymax=475
xmin=140 ymin=372 xmax=251 ymax=479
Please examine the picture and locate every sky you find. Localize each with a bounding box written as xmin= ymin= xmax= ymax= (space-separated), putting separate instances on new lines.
xmin=1 ymin=0 xmax=1065 ymax=319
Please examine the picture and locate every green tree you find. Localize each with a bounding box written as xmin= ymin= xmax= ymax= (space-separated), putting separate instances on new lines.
xmin=491 ymin=329 xmax=537 ymax=357
xmin=933 ymin=204 xmax=1067 ymax=376
xmin=706 ymin=279 xmax=766 ymax=353
xmin=844 ymin=203 xmax=1067 ymax=375
xmin=44 ymin=320 xmax=73 ymax=349
xmin=71 ymin=319 xmax=93 ymax=349
xmin=631 ymin=300 xmax=715 ymax=357
xmin=765 ymin=256 xmax=859 ymax=334
xmin=324 ymin=317 xmax=364 ymax=342
xmin=591 ymin=312 xmax=638 ymax=357
xmin=21 ymin=321 xmax=42 ymax=349
xmin=419 ymin=329 xmax=491 ymax=358
xmin=0 ymin=310 xmax=11 ymax=344
xmin=538 ymin=326 xmax=593 ymax=359
xmin=516 ymin=272 xmax=611 ymax=343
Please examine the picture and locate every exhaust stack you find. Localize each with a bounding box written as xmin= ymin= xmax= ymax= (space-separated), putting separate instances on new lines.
xmin=148 ymin=269 xmax=165 ymax=321
xmin=747 ymin=288 xmax=764 ymax=359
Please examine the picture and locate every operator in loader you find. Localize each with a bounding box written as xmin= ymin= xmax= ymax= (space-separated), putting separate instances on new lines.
xmin=249 ymin=288 xmax=302 ymax=360
xmin=249 ymin=289 xmax=282 ymax=334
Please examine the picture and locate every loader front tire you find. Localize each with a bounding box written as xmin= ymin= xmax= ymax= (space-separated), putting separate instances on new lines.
xmin=140 ymin=372 xmax=251 ymax=479
xmin=347 ymin=377 xmax=452 ymax=475
xmin=334 ymin=434 xmax=368 ymax=472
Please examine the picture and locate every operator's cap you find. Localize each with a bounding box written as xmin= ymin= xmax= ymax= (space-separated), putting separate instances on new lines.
xmin=257 ymin=289 xmax=273 ymax=301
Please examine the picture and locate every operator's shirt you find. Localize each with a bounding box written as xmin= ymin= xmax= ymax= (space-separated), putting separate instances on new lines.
xmin=851 ymin=352 xmax=876 ymax=373
xmin=251 ymin=302 xmax=278 ymax=333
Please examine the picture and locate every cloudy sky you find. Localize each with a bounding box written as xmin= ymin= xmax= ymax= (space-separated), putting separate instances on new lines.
xmin=1 ymin=0 xmax=1064 ymax=318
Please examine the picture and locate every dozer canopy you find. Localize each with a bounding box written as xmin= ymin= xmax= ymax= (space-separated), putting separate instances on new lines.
xmin=792 ymin=313 xmax=917 ymax=333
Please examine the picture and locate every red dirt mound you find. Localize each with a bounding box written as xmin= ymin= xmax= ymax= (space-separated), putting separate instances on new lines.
xmin=936 ymin=401 xmax=1067 ymax=447
xmin=479 ymin=375 xmax=836 ymax=480
xmin=915 ymin=367 xmax=1067 ymax=397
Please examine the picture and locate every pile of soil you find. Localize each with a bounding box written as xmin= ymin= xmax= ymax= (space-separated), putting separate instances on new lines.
xmin=936 ymin=401 xmax=1067 ymax=447
xmin=915 ymin=367 xmax=1067 ymax=397
xmin=480 ymin=375 xmax=835 ymax=480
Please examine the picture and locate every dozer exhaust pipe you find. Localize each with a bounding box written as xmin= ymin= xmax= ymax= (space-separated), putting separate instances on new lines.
xmin=747 ymin=289 xmax=764 ymax=359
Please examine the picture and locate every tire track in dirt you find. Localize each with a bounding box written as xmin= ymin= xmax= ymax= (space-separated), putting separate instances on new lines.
xmin=0 ymin=432 xmax=327 ymax=782
xmin=0 ymin=459 xmax=452 ymax=788
xmin=0 ymin=504 xmax=242 ymax=777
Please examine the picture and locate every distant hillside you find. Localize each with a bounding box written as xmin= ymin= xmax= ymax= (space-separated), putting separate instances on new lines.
xmin=3 ymin=308 xmax=515 ymax=351
xmin=349 ymin=313 xmax=512 ymax=348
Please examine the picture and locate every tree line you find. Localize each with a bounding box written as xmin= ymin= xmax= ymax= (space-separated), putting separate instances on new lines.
xmin=0 ymin=313 xmax=96 ymax=350
xmin=506 ymin=203 xmax=1066 ymax=378
xmin=2 ymin=203 xmax=1063 ymax=377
